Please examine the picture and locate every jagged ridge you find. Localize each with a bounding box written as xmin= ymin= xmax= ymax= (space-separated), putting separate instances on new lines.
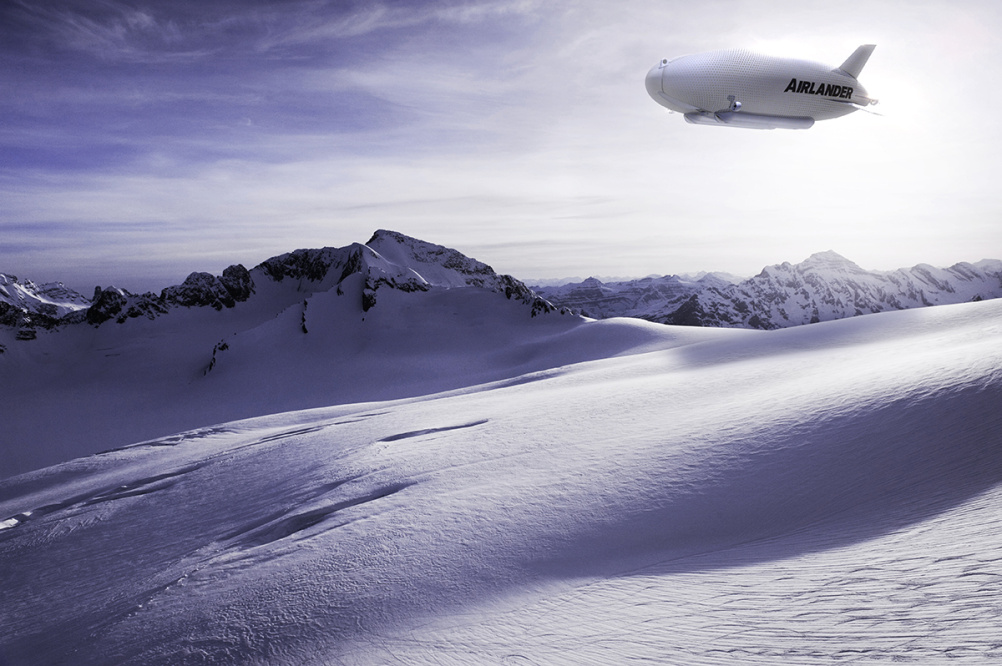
xmin=537 ymin=252 xmax=1002 ymax=329
xmin=0 ymin=275 xmax=90 ymax=332
xmin=534 ymin=273 xmax=738 ymax=320
xmin=1 ymin=230 xmax=561 ymax=334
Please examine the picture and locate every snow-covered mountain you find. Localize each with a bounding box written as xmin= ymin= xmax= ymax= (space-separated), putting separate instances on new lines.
xmin=2 ymin=230 xmax=703 ymax=478
xmin=1 ymin=230 xmax=558 ymax=336
xmin=535 ymin=251 xmax=1002 ymax=329
xmin=3 ymin=231 xmax=1002 ymax=664
xmin=0 ymin=274 xmax=90 ymax=331
xmin=5 ymin=236 xmax=1000 ymax=478
xmin=2 ymin=297 xmax=1000 ymax=665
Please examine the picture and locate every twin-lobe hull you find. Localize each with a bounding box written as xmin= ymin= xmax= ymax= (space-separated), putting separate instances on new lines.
xmin=647 ymin=47 xmax=875 ymax=129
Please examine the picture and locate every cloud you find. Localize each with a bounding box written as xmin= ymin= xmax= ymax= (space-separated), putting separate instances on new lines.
xmin=5 ymin=0 xmax=546 ymax=62
xmin=1 ymin=0 xmax=553 ymax=175
xmin=7 ymin=1 xmax=212 ymax=62
xmin=1 ymin=0 xmax=1000 ymax=288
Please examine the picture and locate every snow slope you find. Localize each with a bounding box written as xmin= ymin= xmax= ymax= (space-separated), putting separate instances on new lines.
xmin=1 ymin=230 xmax=714 ymax=479
xmin=2 ymin=298 xmax=1000 ymax=665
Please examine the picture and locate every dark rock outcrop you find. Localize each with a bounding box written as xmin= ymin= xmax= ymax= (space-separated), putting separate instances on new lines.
xmin=162 ymin=265 xmax=254 ymax=311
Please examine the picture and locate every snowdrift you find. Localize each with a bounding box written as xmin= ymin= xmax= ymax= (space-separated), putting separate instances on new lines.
xmin=2 ymin=298 xmax=1001 ymax=664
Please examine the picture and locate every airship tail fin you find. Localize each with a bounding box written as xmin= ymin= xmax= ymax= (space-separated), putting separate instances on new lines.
xmin=836 ymin=44 xmax=876 ymax=79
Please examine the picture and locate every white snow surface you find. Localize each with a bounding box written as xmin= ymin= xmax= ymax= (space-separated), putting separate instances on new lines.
xmin=0 ymin=276 xmax=705 ymax=478
xmin=2 ymin=298 xmax=1001 ymax=664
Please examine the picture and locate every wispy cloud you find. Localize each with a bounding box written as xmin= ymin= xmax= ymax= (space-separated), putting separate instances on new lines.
xmin=7 ymin=0 xmax=545 ymax=62
xmin=1 ymin=0 xmax=1000 ymax=289
xmin=9 ymin=0 xmax=215 ymax=62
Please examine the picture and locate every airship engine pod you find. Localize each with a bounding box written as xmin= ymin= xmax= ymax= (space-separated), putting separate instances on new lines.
xmin=646 ymin=45 xmax=878 ymax=129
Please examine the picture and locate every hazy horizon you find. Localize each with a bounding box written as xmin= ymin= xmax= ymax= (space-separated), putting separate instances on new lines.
xmin=6 ymin=230 xmax=1002 ymax=297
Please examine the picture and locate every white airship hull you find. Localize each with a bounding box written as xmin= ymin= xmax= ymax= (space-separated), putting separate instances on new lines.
xmin=646 ymin=47 xmax=876 ymax=130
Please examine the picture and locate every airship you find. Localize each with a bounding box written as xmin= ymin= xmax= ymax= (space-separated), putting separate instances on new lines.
xmin=645 ymin=45 xmax=878 ymax=129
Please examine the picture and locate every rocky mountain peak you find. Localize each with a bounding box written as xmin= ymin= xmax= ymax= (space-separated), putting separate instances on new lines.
xmin=366 ymin=230 xmax=496 ymax=287
xmin=798 ymin=250 xmax=864 ymax=273
xmin=2 ymin=231 xmax=562 ymax=334
xmin=359 ymin=230 xmax=557 ymax=315
xmin=257 ymin=246 xmax=354 ymax=286
xmin=0 ymin=274 xmax=89 ymax=313
xmin=162 ymin=265 xmax=255 ymax=310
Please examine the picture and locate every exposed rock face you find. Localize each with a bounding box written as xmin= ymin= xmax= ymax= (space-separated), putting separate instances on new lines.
xmin=0 ymin=263 xmax=256 ymax=331
xmin=537 ymin=252 xmax=1002 ymax=329
xmin=163 ymin=273 xmax=232 ymax=310
xmin=83 ymin=286 xmax=172 ymax=325
xmin=258 ymin=248 xmax=351 ymax=284
xmin=0 ymin=301 xmax=31 ymax=329
xmin=162 ymin=265 xmax=255 ymax=310
xmin=86 ymin=287 xmax=130 ymax=325
xmin=220 ymin=264 xmax=254 ymax=302
xmin=659 ymin=293 xmax=708 ymax=327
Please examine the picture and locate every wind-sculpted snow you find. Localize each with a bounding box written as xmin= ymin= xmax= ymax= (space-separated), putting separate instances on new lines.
xmin=1 ymin=300 xmax=1001 ymax=664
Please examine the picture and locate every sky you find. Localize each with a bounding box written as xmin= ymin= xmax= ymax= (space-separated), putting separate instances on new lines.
xmin=2 ymin=0 xmax=1001 ymax=292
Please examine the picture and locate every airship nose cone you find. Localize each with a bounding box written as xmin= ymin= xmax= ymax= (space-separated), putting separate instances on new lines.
xmin=645 ymin=63 xmax=663 ymax=100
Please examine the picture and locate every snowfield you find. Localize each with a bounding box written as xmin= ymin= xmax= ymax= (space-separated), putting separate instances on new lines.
xmin=3 ymin=229 xmax=735 ymax=479
xmin=0 ymin=283 xmax=714 ymax=477
xmin=2 ymin=297 xmax=1001 ymax=664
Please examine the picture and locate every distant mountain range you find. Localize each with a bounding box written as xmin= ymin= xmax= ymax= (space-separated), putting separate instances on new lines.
xmin=6 ymin=263 xmax=1002 ymax=666
xmin=3 ymin=236 xmax=1000 ymax=341
xmin=533 ymin=251 xmax=1002 ymax=329
xmin=2 ymin=230 xmax=1001 ymax=477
